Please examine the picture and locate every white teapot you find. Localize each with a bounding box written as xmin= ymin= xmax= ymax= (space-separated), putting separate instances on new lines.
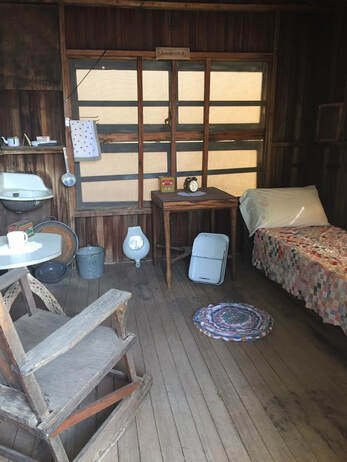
xmin=1 ymin=136 xmax=20 ymax=147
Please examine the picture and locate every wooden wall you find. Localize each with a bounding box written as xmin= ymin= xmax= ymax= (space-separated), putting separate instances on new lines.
xmin=0 ymin=4 xmax=69 ymax=233
xmin=303 ymin=9 xmax=347 ymax=229
xmin=65 ymin=7 xmax=274 ymax=51
xmin=1 ymin=2 xmax=346 ymax=263
xmin=67 ymin=6 xmax=276 ymax=260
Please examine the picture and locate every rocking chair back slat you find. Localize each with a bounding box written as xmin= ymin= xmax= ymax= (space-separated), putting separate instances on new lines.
xmin=0 ymin=268 xmax=151 ymax=462
xmin=0 ymin=293 xmax=50 ymax=419
xmin=0 ymin=334 xmax=20 ymax=387
xmin=21 ymin=289 xmax=131 ymax=376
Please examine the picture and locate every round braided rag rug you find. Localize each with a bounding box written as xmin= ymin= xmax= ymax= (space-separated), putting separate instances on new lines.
xmin=193 ymin=302 xmax=273 ymax=342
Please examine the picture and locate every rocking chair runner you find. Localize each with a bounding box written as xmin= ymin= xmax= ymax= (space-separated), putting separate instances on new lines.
xmin=0 ymin=268 xmax=152 ymax=462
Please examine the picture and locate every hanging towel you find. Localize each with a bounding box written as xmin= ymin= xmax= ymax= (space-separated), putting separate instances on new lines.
xmin=70 ymin=120 xmax=101 ymax=161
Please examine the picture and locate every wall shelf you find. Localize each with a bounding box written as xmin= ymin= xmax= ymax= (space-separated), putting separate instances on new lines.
xmin=0 ymin=146 xmax=64 ymax=155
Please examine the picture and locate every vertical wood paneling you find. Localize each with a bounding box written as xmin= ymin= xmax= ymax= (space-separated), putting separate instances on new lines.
xmin=0 ymin=4 xmax=61 ymax=90
xmin=101 ymin=216 xmax=112 ymax=263
xmin=75 ymin=214 xmax=155 ymax=263
xmin=2 ymin=3 xmax=346 ymax=265
xmin=0 ymin=90 xmax=64 ymax=142
xmin=137 ymin=57 xmax=144 ymax=208
xmin=0 ymin=89 xmax=68 ymax=227
xmin=0 ymin=153 xmax=69 ymax=231
xmin=60 ymin=3 xmax=75 ymax=228
xmin=65 ymin=7 xmax=274 ymax=52
xmin=170 ymin=61 xmax=178 ymax=184
xmin=303 ymin=8 xmax=347 ymax=229
xmin=202 ymin=59 xmax=210 ymax=188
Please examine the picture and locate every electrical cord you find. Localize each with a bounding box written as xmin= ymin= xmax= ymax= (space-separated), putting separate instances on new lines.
xmin=64 ymin=50 xmax=108 ymax=103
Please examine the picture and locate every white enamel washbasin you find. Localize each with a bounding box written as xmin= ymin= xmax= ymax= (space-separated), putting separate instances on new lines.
xmin=0 ymin=172 xmax=53 ymax=213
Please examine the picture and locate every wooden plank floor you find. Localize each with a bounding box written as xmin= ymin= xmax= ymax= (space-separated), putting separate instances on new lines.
xmin=1 ymin=259 xmax=346 ymax=462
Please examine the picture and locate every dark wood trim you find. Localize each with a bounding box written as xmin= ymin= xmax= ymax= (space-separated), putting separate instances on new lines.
xmin=99 ymin=129 xmax=265 ymax=143
xmin=96 ymin=216 xmax=105 ymax=248
xmin=0 ymin=336 xmax=19 ymax=388
xmin=59 ymin=2 xmax=76 ymax=228
xmin=0 ymin=146 xmax=64 ymax=155
xmin=63 ymin=0 xmax=324 ymax=12
xmin=316 ymin=103 xmax=344 ymax=142
xmin=202 ymin=59 xmax=211 ymax=188
xmin=66 ymin=49 xmax=273 ymax=61
xmin=74 ymin=207 xmax=152 ymax=217
xmin=343 ymin=77 xmax=347 ymax=142
xmin=263 ymin=10 xmax=280 ymax=187
xmin=271 ymin=141 xmax=306 ymax=147
xmin=170 ymin=61 xmax=178 ymax=183
xmin=137 ymin=57 xmax=144 ymax=208
xmin=209 ymin=130 xmax=265 ymax=141
xmin=50 ymin=381 xmax=140 ymax=437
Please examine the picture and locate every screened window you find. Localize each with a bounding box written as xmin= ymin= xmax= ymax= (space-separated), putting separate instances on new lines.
xmin=70 ymin=58 xmax=267 ymax=208
xmin=75 ymin=141 xmax=170 ymax=207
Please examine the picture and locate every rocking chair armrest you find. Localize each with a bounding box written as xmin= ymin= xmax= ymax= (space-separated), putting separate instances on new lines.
xmin=20 ymin=288 xmax=132 ymax=376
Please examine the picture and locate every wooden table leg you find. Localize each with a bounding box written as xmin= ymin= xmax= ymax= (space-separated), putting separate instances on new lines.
xmin=152 ymin=203 xmax=158 ymax=265
xmin=230 ymin=206 xmax=237 ymax=279
xmin=163 ymin=210 xmax=172 ymax=288
xmin=3 ymin=273 xmax=64 ymax=314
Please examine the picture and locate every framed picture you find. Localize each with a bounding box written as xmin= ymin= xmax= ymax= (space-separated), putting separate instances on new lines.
xmin=159 ymin=177 xmax=175 ymax=193
xmin=316 ymin=103 xmax=344 ymax=142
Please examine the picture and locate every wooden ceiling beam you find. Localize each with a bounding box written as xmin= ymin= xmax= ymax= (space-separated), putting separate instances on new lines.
xmin=63 ymin=0 xmax=324 ymax=13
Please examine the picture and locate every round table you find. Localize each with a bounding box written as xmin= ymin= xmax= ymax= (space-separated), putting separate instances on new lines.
xmin=0 ymin=233 xmax=64 ymax=314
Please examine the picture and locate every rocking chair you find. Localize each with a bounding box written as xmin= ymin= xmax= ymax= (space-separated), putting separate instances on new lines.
xmin=0 ymin=268 xmax=151 ymax=462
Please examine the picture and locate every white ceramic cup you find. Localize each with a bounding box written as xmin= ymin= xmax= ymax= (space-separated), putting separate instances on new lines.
xmin=7 ymin=231 xmax=28 ymax=250
xmin=7 ymin=137 xmax=20 ymax=147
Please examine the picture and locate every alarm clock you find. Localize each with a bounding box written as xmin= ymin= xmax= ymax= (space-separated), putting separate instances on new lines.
xmin=183 ymin=176 xmax=199 ymax=193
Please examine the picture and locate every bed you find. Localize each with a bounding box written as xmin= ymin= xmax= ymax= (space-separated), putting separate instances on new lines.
xmin=240 ymin=186 xmax=347 ymax=335
xmin=252 ymin=225 xmax=347 ymax=334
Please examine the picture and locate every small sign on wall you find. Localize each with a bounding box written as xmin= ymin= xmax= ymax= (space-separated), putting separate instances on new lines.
xmin=156 ymin=47 xmax=190 ymax=60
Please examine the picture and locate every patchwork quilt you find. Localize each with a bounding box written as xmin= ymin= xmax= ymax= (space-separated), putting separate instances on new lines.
xmin=252 ymin=226 xmax=347 ymax=334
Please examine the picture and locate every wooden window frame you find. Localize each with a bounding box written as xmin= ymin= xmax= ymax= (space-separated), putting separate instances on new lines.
xmin=69 ymin=54 xmax=268 ymax=209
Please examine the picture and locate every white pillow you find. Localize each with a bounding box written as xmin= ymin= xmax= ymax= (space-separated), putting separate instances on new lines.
xmin=240 ymin=185 xmax=329 ymax=236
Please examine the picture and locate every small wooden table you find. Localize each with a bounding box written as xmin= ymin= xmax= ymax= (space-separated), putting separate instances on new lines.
xmin=151 ymin=187 xmax=238 ymax=288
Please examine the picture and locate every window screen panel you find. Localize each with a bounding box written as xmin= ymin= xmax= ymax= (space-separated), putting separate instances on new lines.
xmin=80 ymin=152 xmax=138 ymax=177
xmin=210 ymin=72 xmax=263 ymax=101
xmin=178 ymin=71 xmax=204 ymax=101
xmin=144 ymin=151 xmax=168 ymax=174
xmin=143 ymin=71 xmax=169 ymax=101
xmin=178 ymin=107 xmax=204 ymax=124
xmin=82 ymin=180 xmax=138 ymax=202
xmin=208 ymin=150 xmax=257 ymax=170
xmin=79 ymin=106 xmax=138 ymax=125
xmin=143 ymin=107 xmax=169 ymax=125
xmin=208 ymin=172 xmax=257 ymax=197
xmin=144 ymin=178 xmax=160 ymax=201
xmin=76 ymin=69 xmax=137 ymax=101
xmin=209 ymin=106 xmax=261 ymax=124
xmin=177 ymin=151 xmax=203 ymax=172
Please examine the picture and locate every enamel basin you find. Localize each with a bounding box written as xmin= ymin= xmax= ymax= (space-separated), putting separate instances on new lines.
xmin=0 ymin=172 xmax=53 ymax=213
